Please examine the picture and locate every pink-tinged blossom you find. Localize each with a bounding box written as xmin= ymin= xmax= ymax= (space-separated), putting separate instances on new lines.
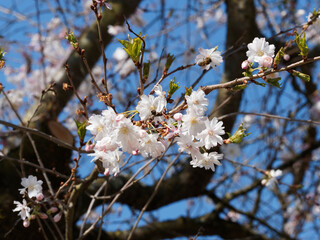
xmin=140 ymin=133 xmax=166 ymax=158
xmin=13 ymin=199 xmax=31 ymax=220
xmin=19 ymin=175 xmax=43 ymax=199
xmin=100 ymin=149 xmax=124 ymax=176
xmin=165 ymin=119 xmax=182 ymax=140
xmin=23 ymin=219 xmax=30 ymax=228
xmin=89 ymin=149 xmax=123 ymax=176
xmin=190 ymin=152 xmax=223 ymax=171
xmin=259 ymin=55 xmax=273 ymax=68
xmin=94 ymin=136 xmax=118 ymax=152
xmin=241 ymin=60 xmax=250 ymax=70
xmin=53 ymin=212 xmax=62 ymax=223
xmin=181 ymin=113 xmax=206 ymax=137
xmin=173 ymin=113 xmax=183 ymax=121
xmin=185 ymin=89 xmax=208 ymax=116
xmin=246 ymin=38 xmax=275 ymax=64
xmin=197 ymin=118 xmax=225 ymax=149
xmin=195 ymin=47 xmax=223 ymax=70
xmin=283 ymin=54 xmax=290 ymax=61
xmin=36 ymin=193 xmax=44 ymax=201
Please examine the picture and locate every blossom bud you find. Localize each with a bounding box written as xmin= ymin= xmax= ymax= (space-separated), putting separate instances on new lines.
xmin=36 ymin=193 xmax=44 ymax=201
xmin=173 ymin=113 xmax=183 ymax=121
xmin=241 ymin=60 xmax=249 ymax=70
xmin=259 ymin=56 xmax=273 ymax=68
xmin=85 ymin=142 xmax=95 ymax=152
xmin=115 ymin=114 xmax=125 ymax=122
xmin=49 ymin=207 xmax=59 ymax=214
xmin=39 ymin=213 xmax=48 ymax=219
xmin=104 ymin=168 xmax=110 ymax=177
xmin=283 ymin=54 xmax=290 ymax=61
xmin=132 ymin=150 xmax=139 ymax=155
xmin=53 ymin=213 xmax=62 ymax=223
xmin=23 ymin=219 xmax=30 ymax=228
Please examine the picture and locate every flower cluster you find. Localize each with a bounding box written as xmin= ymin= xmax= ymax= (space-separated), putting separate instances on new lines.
xmin=13 ymin=175 xmax=43 ymax=227
xmin=87 ymin=87 xmax=226 ymax=175
xmin=13 ymin=175 xmax=61 ymax=227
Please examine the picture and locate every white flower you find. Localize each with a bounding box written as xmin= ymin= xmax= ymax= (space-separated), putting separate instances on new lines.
xmin=140 ymin=133 xmax=166 ymax=158
xmin=246 ymin=38 xmax=275 ymax=64
xmin=114 ymin=117 xmax=143 ymax=153
xmin=87 ymin=107 xmax=117 ymax=140
xmin=261 ymin=169 xmax=282 ymax=187
xmin=176 ymin=134 xmax=201 ymax=158
xmin=107 ymin=25 xmax=125 ymax=36
xmin=94 ymin=136 xmax=119 ymax=152
xmin=86 ymin=114 xmax=108 ymax=141
xmin=13 ymin=199 xmax=31 ymax=220
xmin=19 ymin=175 xmax=43 ymax=199
xmin=190 ymin=152 xmax=223 ymax=171
xmin=101 ymin=149 xmax=124 ymax=176
xmin=195 ymin=47 xmax=223 ymax=70
xmin=136 ymin=94 xmax=166 ymax=120
xmin=197 ymin=118 xmax=225 ymax=149
xmin=186 ymin=89 xmax=208 ymax=116
xmin=181 ymin=113 xmax=206 ymax=137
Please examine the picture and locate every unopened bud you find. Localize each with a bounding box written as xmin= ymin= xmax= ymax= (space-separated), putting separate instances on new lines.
xmin=173 ymin=113 xmax=183 ymax=121
xmin=23 ymin=219 xmax=30 ymax=228
xmin=283 ymin=54 xmax=290 ymax=61
xmin=36 ymin=193 xmax=44 ymax=201
xmin=49 ymin=207 xmax=58 ymax=214
xmin=39 ymin=212 xmax=48 ymax=219
xmin=53 ymin=213 xmax=62 ymax=223
xmin=241 ymin=60 xmax=250 ymax=70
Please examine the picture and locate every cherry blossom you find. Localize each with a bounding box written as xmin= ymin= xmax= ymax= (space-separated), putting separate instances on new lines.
xmin=197 ymin=117 xmax=225 ymax=149
xmin=246 ymin=37 xmax=275 ymax=65
xmin=13 ymin=199 xmax=31 ymax=220
xmin=195 ymin=47 xmax=223 ymax=70
xmin=190 ymin=152 xmax=223 ymax=171
xmin=19 ymin=175 xmax=43 ymax=199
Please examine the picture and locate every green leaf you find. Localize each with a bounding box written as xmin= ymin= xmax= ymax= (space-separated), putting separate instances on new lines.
xmin=164 ymin=54 xmax=176 ymax=73
xmin=65 ymin=31 xmax=78 ymax=48
xmin=227 ymin=123 xmax=250 ymax=144
xmin=252 ymin=81 xmax=266 ymax=87
xmin=233 ymin=84 xmax=248 ymax=90
xmin=185 ymin=86 xmax=192 ymax=96
xmin=274 ymin=47 xmax=284 ymax=66
xmin=75 ymin=120 xmax=87 ymax=143
xmin=266 ymin=77 xmax=282 ymax=88
xmin=143 ymin=61 xmax=150 ymax=82
xmin=117 ymin=34 xmax=146 ymax=64
xmin=295 ymin=32 xmax=309 ymax=58
xmin=291 ymin=70 xmax=310 ymax=82
xmin=168 ymin=77 xmax=180 ymax=97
